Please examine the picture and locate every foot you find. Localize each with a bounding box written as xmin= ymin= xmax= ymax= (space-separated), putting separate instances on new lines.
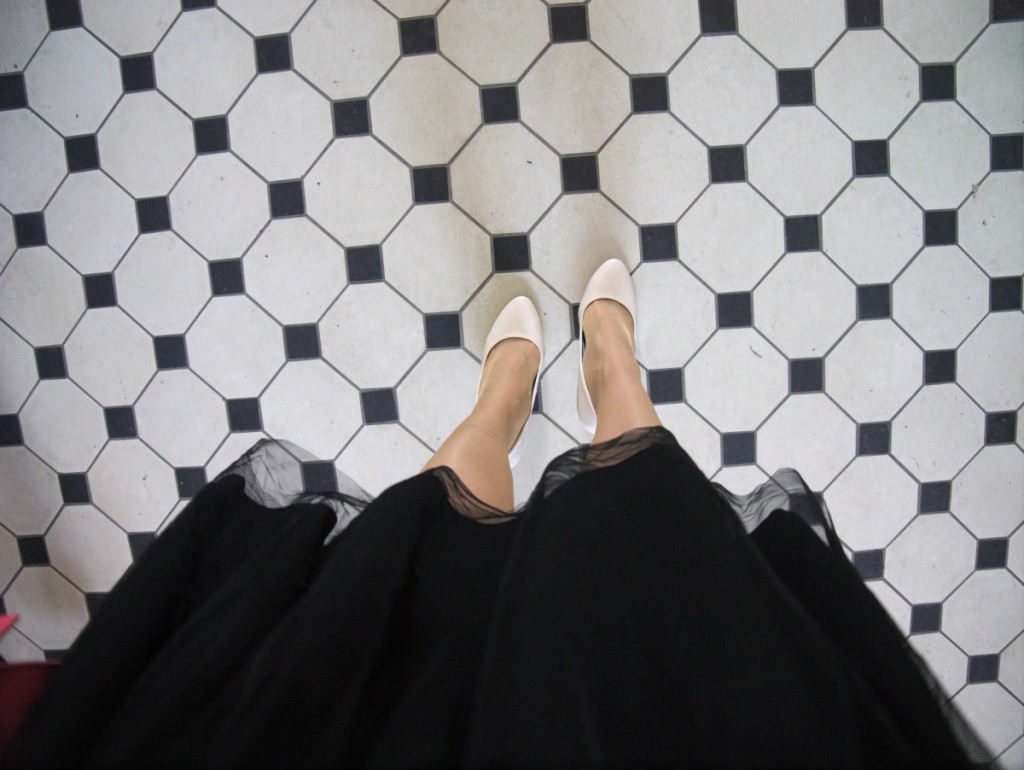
xmin=476 ymin=338 xmax=542 ymax=451
xmin=581 ymin=299 xmax=638 ymax=412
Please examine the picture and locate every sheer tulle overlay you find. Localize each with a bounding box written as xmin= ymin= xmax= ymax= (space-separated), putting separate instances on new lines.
xmin=7 ymin=427 xmax=988 ymax=768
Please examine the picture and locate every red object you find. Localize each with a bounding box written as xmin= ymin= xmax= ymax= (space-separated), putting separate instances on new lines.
xmin=0 ymin=615 xmax=60 ymax=753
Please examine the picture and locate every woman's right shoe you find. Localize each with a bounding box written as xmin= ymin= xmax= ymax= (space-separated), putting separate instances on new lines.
xmin=576 ymin=259 xmax=638 ymax=437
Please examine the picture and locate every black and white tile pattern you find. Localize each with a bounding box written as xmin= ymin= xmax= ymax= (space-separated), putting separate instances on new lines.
xmin=0 ymin=0 xmax=1022 ymax=760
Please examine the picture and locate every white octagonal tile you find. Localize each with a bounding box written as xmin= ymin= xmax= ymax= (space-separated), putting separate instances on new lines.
xmin=0 ymin=1 xmax=48 ymax=73
xmin=589 ymin=0 xmax=701 ymax=74
xmin=826 ymin=320 xmax=921 ymax=422
xmin=135 ymin=370 xmax=229 ymax=467
xmin=907 ymin=632 xmax=968 ymax=700
xmin=45 ymin=171 xmax=138 ymax=274
xmin=377 ymin=0 xmax=444 ymax=15
xmin=954 ymin=683 xmax=1024 ymax=758
xmin=0 ymin=526 xmax=18 ymax=593
xmin=260 ymin=360 xmax=361 ymax=460
xmin=712 ymin=464 xmax=770 ymax=494
xmin=186 ymin=295 xmax=284 ymax=398
xmin=945 ymin=570 xmax=1024 ymax=654
xmin=538 ymin=342 xmax=589 ymax=444
xmin=758 ymin=393 xmax=855 ymax=488
xmin=337 ymin=424 xmax=432 ymax=497
xmin=866 ymin=580 xmax=911 ymax=633
xmin=685 ymin=329 xmax=788 ymax=432
xmin=88 ymin=439 xmax=178 ymax=532
xmin=115 ymin=232 xmax=211 ymax=336
xmin=65 ymin=308 xmax=154 ymax=405
xmin=519 ymin=42 xmax=631 ymax=154
xmin=0 ymin=110 xmax=67 ymax=212
xmin=98 ymin=91 xmax=194 ymax=198
xmin=827 ymin=455 xmax=918 ymax=551
xmin=885 ymin=512 xmax=975 ymax=603
xmin=384 ymin=204 xmax=491 ymax=313
xmin=892 ymin=246 xmax=988 ymax=350
xmin=669 ymin=35 xmax=777 ymax=146
xmin=305 ymin=136 xmax=412 ymax=247
xmin=957 ymin=21 xmax=1024 ymax=136
xmin=0 ymin=208 xmax=13 ymax=271
xmin=890 ymin=102 xmax=990 ymax=210
xmin=958 ymin=313 xmax=1024 ymax=412
xmin=891 ymin=384 xmax=985 ymax=482
xmin=20 ymin=380 xmax=106 ymax=473
xmin=952 ymin=445 xmax=1024 ymax=539
xmin=1004 ymin=632 xmax=1024 ymax=703
xmin=3 ymin=568 xmax=89 ymax=651
xmin=154 ymin=7 xmax=255 ymax=118
xmin=170 ymin=153 xmax=270 ymax=261
xmin=0 ymin=248 xmax=84 ymax=347
xmin=82 ymin=0 xmax=180 ymax=56
xmin=370 ymin=55 xmax=480 ymax=166
xmin=678 ymin=184 xmax=784 ymax=292
xmin=229 ymin=71 xmax=333 ymax=181
xmin=242 ymin=218 xmax=346 ymax=325
xmin=320 ymin=283 xmax=423 ymax=388
xmin=0 ymin=322 xmax=37 ymax=412
xmin=735 ymin=0 xmax=846 ymax=68
xmin=599 ymin=113 xmax=708 ymax=224
xmin=204 ymin=432 xmax=269 ymax=480
xmin=450 ymin=123 xmax=561 ymax=234
xmin=0 ymin=447 xmax=63 ymax=536
xmin=633 ymin=260 xmax=716 ymax=369
xmin=1011 ymin=526 xmax=1024 ymax=583
xmin=747 ymin=107 xmax=851 ymax=216
xmin=46 ymin=505 xmax=133 ymax=592
xmin=657 ymin=403 xmax=722 ymax=478
xmin=438 ymin=0 xmax=549 ymax=85
xmin=883 ymin=0 xmax=989 ymax=63
xmin=959 ymin=172 xmax=1024 ymax=278
xmin=218 ymin=0 xmax=312 ymax=36
xmin=397 ymin=349 xmax=478 ymax=450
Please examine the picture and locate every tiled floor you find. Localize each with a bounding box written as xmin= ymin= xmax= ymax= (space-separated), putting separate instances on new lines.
xmin=1 ymin=0 xmax=1022 ymax=761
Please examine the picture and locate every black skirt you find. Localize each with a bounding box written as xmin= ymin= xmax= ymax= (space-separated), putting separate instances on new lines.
xmin=6 ymin=428 xmax=987 ymax=768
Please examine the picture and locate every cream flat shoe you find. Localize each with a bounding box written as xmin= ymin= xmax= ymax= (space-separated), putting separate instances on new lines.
xmin=476 ymin=296 xmax=544 ymax=467
xmin=576 ymin=259 xmax=638 ymax=437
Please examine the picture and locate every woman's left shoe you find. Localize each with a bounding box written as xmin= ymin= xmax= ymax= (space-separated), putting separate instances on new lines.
xmin=476 ymin=296 xmax=544 ymax=468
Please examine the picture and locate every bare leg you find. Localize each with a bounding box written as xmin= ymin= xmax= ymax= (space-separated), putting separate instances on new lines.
xmin=420 ymin=339 xmax=540 ymax=512
xmin=582 ymin=299 xmax=662 ymax=445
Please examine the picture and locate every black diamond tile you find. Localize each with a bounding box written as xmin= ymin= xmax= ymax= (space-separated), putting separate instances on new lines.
xmin=120 ymin=54 xmax=155 ymax=92
xmin=136 ymin=196 xmax=171 ymax=233
xmin=269 ymin=180 xmax=305 ymax=218
xmin=301 ymin=461 xmax=337 ymax=493
xmin=857 ymin=422 xmax=890 ymax=455
xmin=284 ymin=324 xmax=320 ymax=360
xmin=255 ymin=34 xmax=292 ymax=73
xmin=425 ymin=313 xmax=461 ymax=349
xmin=0 ymin=73 xmax=28 ymax=111
xmin=854 ymin=140 xmax=889 ymax=176
xmin=182 ymin=0 xmax=215 ymax=8
xmin=852 ymin=548 xmax=884 ymax=579
xmin=560 ymin=154 xmax=599 ymax=193
xmin=921 ymin=64 xmax=955 ymax=101
xmin=154 ymin=335 xmax=188 ymax=369
xmin=194 ymin=116 xmax=229 ymax=154
xmin=909 ymin=602 xmax=942 ymax=633
xmin=990 ymin=276 xmax=1023 ymax=311
xmin=992 ymin=0 xmax=1024 ymax=22
xmin=400 ymin=17 xmax=438 ymax=55
xmin=227 ymin=398 xmax=262 ymax=432
xmin=18 ymin=536 xmax=49 ymax=567
xmin=923 ymin=209 xmax=957 ymax=246
xmin=174 ymin=466 xmax=207 ymax=499
xmin=640 ymin=224 xmax=678 ymax=262
xmin=631 ymin=75 xmax=669 ymax=113
xmin=85 ymin=592 xmax=107 ymax=617
xmin=722 ymin=432 xmax=756 ymax=466
xmin=412 ymin=166 xmax=450 ymax=204
xmin=0 ymin=414 xmax=24 ymax=446
xmin=35 ymin=345 xmax=67 ymax=379
xmin=46 ymin=0 xmax=83 ymax=29
xmin=128 ymin=531 xmax=156 ymax=560
xmin=976 ymin=538 xmax=1009 ymax=569
xmin=919 ymin=481 xmax=951 ymax=513
xmin=550 ymin=4 xmax=589 ymax=42
xmin=991 ymin=134 xmax=1024 ymax=171
xmin=784 ymin=215 xmax=821 ymax=252
xmin=790 ymin=358 xmax=824 ymax=393
xmin=333 ymin=98 xmax=370 ymax=136
xmin=717 ymin=292 xmax=752 ymax=328
xmin=104 ymin=405 xmax=137 ymax=439
xmin=923 ymin=349 xmax=956 ymax=384
xmin=14 ymin=212 xmax=46 ymax=248
xmin=210 ymin=259 xmax=245 ymax=295
xmin=345 ymin=245 xmax=384 ymax=283
xmin=59 ymin=473 xmax=90 ymax=504
xmin=493 ymin=234 xmax=530 ymax=272
xmin=778 ymin=69 xmax=814 ymax=106
xmin=648 ymin=368 xmax=684 ymax=404
xmin=699 ymin=0 xmax=737 ymax=33
xmin=985 ymin=411 xmax=1017 ymax=445
xmin=65 ymin=134 xmax=100 ymax=171
xmin=709 ymin=145 xmax=746 ymax=183
xmin=481 ymin=85 xmax=519 ymax=124
xmin=857 ymin=283 xmax=890 ymax=320
xmin=84 ymin=273 xmax=117 ymax=308
xmin=361 ymin=388 xmax=399 ymax=424
xmin=967 ymin=654 xmax=1000 ymax=683
xmin=846 ymin=0 xmax=881 ymax=28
